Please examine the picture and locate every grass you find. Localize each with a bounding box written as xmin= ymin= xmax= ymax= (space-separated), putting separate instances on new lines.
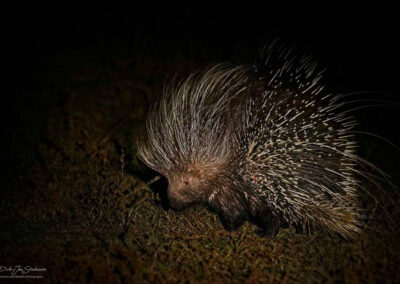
xmin=3 ymin=38 xmax=400 ymax=283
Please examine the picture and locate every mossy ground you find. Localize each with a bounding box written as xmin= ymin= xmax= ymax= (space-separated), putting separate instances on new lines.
xmin=4 ymin=34 xmax=400 ymax=283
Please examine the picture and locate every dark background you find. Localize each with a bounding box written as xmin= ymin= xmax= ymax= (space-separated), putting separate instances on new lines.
xmin=13 ymin=3 xmax=400 ymax=92
xmin=13 ymin=3 xmax=399 ymax=89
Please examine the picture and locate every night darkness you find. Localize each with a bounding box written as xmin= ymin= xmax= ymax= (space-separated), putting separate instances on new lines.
xmin=5 ymin=3 xmax=400 ymax=282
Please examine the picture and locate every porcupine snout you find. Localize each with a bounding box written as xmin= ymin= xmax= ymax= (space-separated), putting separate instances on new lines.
xmin=167 ymin=179 xmax=190 ymax=210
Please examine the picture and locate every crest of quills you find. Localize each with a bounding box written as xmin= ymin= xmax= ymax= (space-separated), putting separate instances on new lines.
xmin=137 ymin=41 xmax=364 ymax=239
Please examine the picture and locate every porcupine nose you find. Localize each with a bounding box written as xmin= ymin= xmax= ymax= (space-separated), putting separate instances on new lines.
xmin=167 ymin=188 xmax=185 ymax=210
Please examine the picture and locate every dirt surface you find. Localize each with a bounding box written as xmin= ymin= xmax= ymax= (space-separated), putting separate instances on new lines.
xmin=4 ymin=8 xmax=400 ymax=283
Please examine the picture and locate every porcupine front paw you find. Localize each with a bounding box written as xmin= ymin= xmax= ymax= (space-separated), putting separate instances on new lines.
xmin=255 ymin=212 xmax=281 ymax=237
xmin=219 ymin=211 xmax=247 ymax=232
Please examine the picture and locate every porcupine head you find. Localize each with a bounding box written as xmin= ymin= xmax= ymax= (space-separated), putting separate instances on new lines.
xmin=137 ymin=41 xmax=363 ymax=239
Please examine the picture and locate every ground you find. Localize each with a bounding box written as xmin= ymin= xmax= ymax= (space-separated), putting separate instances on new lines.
xmin=4 ymin=31 xmax=400 ymax=283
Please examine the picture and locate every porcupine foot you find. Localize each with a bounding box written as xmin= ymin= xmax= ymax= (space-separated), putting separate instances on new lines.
xmin=254 ymin=210 xmax=281 ymax=237
xmin=219 ymin=210 xmax=247 ymax=232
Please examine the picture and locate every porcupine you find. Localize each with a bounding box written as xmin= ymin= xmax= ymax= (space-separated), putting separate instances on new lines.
xmin=137 ymin=41 xmax=364 ymax=239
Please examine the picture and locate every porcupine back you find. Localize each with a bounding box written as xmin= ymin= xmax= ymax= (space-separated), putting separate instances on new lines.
xmin=138 ymin=41 xmax=363 ymax=239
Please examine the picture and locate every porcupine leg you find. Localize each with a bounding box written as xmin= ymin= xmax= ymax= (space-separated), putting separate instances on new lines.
xmin=209 ymin=190 xmax=248 ymax=231
xmin=219 ymin=210 xmax=247 ymax=231
xmin=254 ymin=209 xmax=281 ymax=237
xmin=219 ymin=207 xmax=248 ymax=232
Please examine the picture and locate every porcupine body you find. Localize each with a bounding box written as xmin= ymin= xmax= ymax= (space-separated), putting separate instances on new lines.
xmin=137 ymin=42 xmax=362 ymax=239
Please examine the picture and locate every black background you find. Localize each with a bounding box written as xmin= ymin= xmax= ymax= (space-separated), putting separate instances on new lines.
xmin=13 ymin=3 xmax=399 ymax=91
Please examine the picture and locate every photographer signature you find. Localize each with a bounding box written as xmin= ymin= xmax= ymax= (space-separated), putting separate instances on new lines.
xmin=0 ymin=265 xmax=46 ymax=278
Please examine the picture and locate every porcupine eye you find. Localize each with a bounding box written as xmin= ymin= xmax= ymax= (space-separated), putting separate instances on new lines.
xmin=184 ymin=181 xmax=189 ymax=186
